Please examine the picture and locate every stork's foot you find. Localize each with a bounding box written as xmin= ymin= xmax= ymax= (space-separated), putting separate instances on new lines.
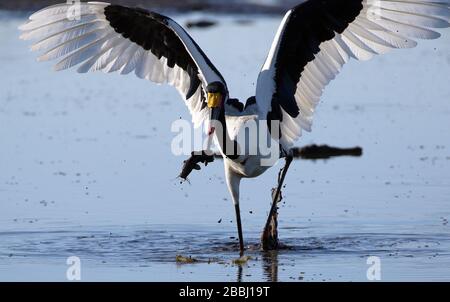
xmin=179 ymin=151 xmax=215 ymax=180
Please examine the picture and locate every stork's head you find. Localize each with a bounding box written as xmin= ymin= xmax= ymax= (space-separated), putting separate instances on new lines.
xmin=206 ymin=82 xmax=226 ymax=109
xmin=206 ymin=82 xmax=226 ymax=135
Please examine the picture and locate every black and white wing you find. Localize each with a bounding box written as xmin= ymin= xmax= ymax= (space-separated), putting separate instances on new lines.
xmin=256 ymin=0 xmax=450 ymax=148
xmin=19 ymin=2 xmax=227 ymax=128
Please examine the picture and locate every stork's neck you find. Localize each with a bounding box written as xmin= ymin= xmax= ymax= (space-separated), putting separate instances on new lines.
xmin=214 ymin=106 xmax=240 ymax=160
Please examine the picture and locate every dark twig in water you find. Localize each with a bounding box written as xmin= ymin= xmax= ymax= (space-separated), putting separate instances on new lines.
xmin=185 ymin=20 xmax=217 ymax=29
xmin=292 ymin=144 xmax=363 ymax=160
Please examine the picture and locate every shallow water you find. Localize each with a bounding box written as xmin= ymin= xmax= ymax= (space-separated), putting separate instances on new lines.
xmin=1 ymin=12 xmax=450 ymax=281
xmin=2 ymin=224 xmax=450 ymax=281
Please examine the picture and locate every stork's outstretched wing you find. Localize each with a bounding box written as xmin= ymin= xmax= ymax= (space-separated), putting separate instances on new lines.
xmin=256 ymin=0 xmax=450 ymax=148
xmin=20 ymin=2 xmax=227 ymax=128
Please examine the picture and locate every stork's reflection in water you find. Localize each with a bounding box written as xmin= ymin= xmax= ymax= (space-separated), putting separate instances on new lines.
xmin=235 ymin=250 xmax=279 ymax=282
xmin=262 ymin=251 xmax=279 ymax=282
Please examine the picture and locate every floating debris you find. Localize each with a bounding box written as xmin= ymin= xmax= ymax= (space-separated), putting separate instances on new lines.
xmin=176 ymin=255 xmax=198 ymax=264
xmin=232 ymin=255 xmax=252 ymax=265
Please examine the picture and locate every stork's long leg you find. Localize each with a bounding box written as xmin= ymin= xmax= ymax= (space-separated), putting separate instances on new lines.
xmin=225 ymin=166 xmax=245 ymax=256
xmin=261 ymin=155 xmax=293 ymax=250
xmin=235 ymin=204 xmax=245 ymax=256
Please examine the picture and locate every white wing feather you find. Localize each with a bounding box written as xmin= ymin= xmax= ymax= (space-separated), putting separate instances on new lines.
xmin=257 ymin=0 xmax=450 ymax=148
xmin=19 ymin=1 xmax=222 ymax=128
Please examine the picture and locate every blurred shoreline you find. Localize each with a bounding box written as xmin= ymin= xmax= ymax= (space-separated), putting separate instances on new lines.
xmin=0 ymin=0 xmax=300 ymax=15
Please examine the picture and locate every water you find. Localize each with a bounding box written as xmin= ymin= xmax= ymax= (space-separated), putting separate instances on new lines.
xmin=2 ymin=224 xmax=450 ymax=281
xmin=1 ymin=12 xmax=450 ymax=281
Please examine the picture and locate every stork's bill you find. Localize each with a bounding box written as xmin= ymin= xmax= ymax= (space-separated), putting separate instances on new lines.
xmin=207 ymin=92 xmax=223 ymax=136
xmin=207 ymin=92 xmax=223 ymax=109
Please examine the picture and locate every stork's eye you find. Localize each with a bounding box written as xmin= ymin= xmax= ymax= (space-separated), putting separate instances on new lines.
xmin=207 ymin=92 xmax=222 ymax=108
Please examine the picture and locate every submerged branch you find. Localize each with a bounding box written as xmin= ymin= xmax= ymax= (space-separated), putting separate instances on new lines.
xmin=291 ymin=144 xmax=363 ymax=160
xmin=212 ymin=144 xmax=363 ymax=160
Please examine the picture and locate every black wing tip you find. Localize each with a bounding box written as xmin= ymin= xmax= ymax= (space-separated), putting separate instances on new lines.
xmin=102 ymin=3 xmax=221 ymax=110
xmin=104 ymin=4 xmax=170 ymax=25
